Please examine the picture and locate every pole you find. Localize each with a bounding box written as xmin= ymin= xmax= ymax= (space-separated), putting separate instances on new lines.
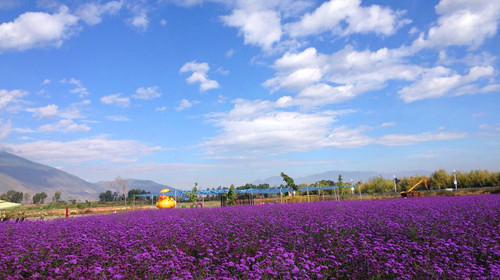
xmin=393 ymin=175 xmax=397 ymax=193
xmin=306 ymin=186 xmax=310 ymax=202
xmin=453 ymin=169 xmax=458 ymax=190
xmin=358 ymin=182 xmax=362 ymax=201
xmin=280 ymin=187 xmax=283 ymax=203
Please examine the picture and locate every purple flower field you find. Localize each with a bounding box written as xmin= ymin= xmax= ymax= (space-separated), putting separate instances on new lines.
xmin=1 ymin=195 xmax=499 ymax=279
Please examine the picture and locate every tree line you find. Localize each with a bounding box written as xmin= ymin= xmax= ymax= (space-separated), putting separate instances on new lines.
xmin=361 ymin=169 xmax=500 ymax=194
xmin=0 ymin=190 xmax=62 ymax=204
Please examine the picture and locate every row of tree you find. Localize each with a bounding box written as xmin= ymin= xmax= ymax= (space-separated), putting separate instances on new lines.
xmin=193 ymin=169 xmax=499 ymax=200
xmin=361 ymin=169 xmax=500 ymax=194
xmin=0 ymin=190 xmax=62 ymax=204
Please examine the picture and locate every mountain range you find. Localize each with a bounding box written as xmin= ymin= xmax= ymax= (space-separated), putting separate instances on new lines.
xmin=0 ymin=151 xmax=104 ymax=201
xmin=0 ymin=151 xmax=184 ymax=201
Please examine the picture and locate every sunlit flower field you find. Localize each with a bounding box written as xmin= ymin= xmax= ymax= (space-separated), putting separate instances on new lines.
xmin=1 ymin=195 xmax=499 ymax=279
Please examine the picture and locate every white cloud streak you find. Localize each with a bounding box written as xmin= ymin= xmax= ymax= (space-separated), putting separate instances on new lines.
xmin=180 ymin=61 xmax=220 ymax=92
xmin=1 ymin=135 xmax=162 ymax=164
xmin=176 ymin=99 xmax=199 ymax=111
xmin=0 ymin=119 xmax=12 ymax=139
xmin=287 ymin=0 xmax=410 ymax=37
xmin=77 ymin=1 xmax=122 ymax=26
xmin=133 ymin=86 xmax=161 ymax=100
xmin=0 ymin=89 xmax=27 ymax=109
xmin=26 ymin=104 xmax=58 ymax=119
xmin=38 ymin=119 xmax=91 ymax=133
xmin=100 ymin=93 xmax=130 ymax=108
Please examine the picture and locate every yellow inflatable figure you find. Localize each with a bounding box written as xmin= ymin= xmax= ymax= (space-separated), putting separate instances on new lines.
xmin=156 ymin=188 xmax=176 ymax=209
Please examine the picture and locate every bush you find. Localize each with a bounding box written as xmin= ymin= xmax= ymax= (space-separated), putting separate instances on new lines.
xmin=490 ymin=187 xmax=500 ymax=194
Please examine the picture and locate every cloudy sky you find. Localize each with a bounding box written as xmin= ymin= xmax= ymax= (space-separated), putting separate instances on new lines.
xmin=0 ymin=0 xmax=499 ymax=189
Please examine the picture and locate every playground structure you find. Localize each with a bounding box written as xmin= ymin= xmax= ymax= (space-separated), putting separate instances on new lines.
xmin=156 ymin=189 xmax=176 ymax=209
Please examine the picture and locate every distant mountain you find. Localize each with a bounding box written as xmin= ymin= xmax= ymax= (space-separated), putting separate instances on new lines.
xmin=0 ymin=151 xmax=105 ymax=200
xmin=96 ymin=178 xmax=183 ymax=194
xmin=253 ymin=170 xmax=431 ymax=187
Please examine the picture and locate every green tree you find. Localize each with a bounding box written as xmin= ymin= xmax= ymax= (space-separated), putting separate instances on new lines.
xmin=127 ymin=189 xmax=148 ymax=199
xmin=280 ymin=172 xmax=298 ymax=192
xmin=0 ymin=190 xmax=23 ymax=203
xmin=429 ymin=169 xmax=451 ymax=189
xmin=225 ymin=184 xmax=236 ymax=206
xmin=186 ymin=182 xmax=198 ymax=205
xmin=99 ymin=190 xmax=114 ymax=202
xmin=52 ymin=191 xmax=62 ymax=203
xmin=33 ymin=192 xmax=48 ymax=204
xmin=337 ymin=175 xmax=345 ymax=199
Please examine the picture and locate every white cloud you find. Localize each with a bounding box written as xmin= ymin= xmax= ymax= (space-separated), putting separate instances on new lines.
xmin=130 ymin=10 xmax=148 ymax=30
xmin=180 ymin=61 xmax=220 ymax=92
xmin=176 ymin=99 xmax=199 ymax=111
xmin=106 ymin=115 xmax=130 ymax=122
xmin=26 ymin=104 xmax=58 ymax=119
xmin=0 ymin=5 xmax=79 ymax=52
xmin=100 ymin=93 xmax=130 ymax=108
xmin=60 ymin=78 xmax=89 ymax=97
xmin=264 ymin=46 xmax=420 ymax=107
xmin=377 ymin=131 xmax=467 ymax=146
xmin=39 ymin=119 xmax=91 ymax=133
xmin=225 ymin=48 xmax=235 ymax=58
xmin=221 ymin=9 xmax=282 ymax=51
xmin=1 ymin=135 xmax=162 ymax=164
xmin=201 ymin=99 xmax=365 ymax=154
xmin=58 ymin=100 xmax=90 ymax=119
xmin=398 ymin=66 xmax=494 ymax=102
xmin=380 ymin=122 xmax=396 ymax=128
xmin=287 ymin=0 xmax=410 ymax=37
xmin=0 ymin=119 xmax=12 ymax=139
xmin=42 ymin=79 xmax=51 ymax=85
xmin=77 ymin=1 xmax=122 ymax=25
xmin=155 ymin=106 xmax=167 ymax=112
xmin=414 ymin=0 xmax=500 ymax=50
xmin=0 ymin=89 xmax=27 ymax=109
xmin=133 ymin=86 xmax=161 ymax=99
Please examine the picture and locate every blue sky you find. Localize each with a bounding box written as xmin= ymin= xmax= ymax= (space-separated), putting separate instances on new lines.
xmin=0 ymin=0 xmax=499 ymax=189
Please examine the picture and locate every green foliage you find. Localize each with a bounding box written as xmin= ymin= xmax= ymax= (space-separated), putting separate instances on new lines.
xmin=360 ymin=169 xmax=500 ymax=195
xmin=32 ymin=192 xmax=48 ymax=204
xmin=280 ymin=172 xmax=298 ymax=191
xmin=187 ymin=183 xmax=198 ymax=204
xmin=362 ymin=176 xmax=394 ymax=194
xmin=127 ymin=189 xmax=149 ymax=200
xmin=99 ymin=190 xmax=115 ymax=202
xmin=225 ymin=184 xmax=236 ymax=206
xmin=337 ymin=175 xmax=345 ymax=198
xmin=52 ymin=191 xmax=62 ymax=203
xmin=0 ymin=190 xmax=23 ymax=203
xmin=429 ymin=169 xmax=452 ymax=189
